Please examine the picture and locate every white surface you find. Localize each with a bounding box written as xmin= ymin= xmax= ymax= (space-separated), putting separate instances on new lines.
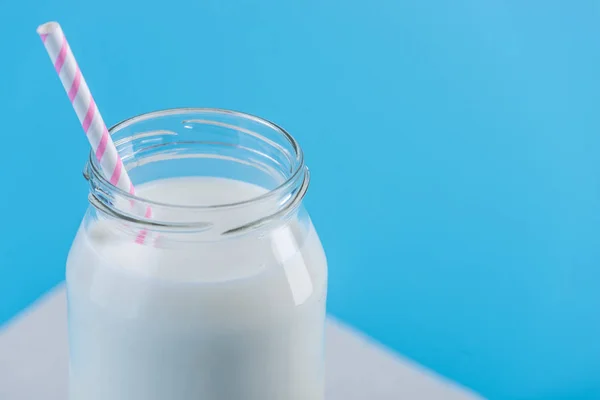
xmin=0 ymin=286 xmax=482 ymax=400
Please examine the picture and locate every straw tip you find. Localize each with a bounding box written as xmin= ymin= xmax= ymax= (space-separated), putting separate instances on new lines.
xmin=37 ymin=21 xmax=61 ymax=36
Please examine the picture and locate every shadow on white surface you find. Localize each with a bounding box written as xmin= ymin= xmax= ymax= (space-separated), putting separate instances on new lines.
xmin=0 ymin=285 xmax=482 ymax=400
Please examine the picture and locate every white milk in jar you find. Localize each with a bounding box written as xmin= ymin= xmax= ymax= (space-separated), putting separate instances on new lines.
xmin=66 ymin=109 xmax=327 ymax=400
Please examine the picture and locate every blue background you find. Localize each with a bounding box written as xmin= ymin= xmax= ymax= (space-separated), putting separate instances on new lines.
xmin=2 ymin=1 xmax=600 ymax=398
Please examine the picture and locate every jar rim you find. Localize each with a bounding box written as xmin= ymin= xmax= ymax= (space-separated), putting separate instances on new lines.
xmin=86 ymin=107 xmax=307 ymax=214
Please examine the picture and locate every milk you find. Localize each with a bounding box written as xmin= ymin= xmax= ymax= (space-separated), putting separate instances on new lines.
xmin=66 ymin=177 xmax=328 ymax=400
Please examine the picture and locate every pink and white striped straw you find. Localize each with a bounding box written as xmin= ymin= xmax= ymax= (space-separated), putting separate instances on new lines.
xmin=37 ymin=22 xmax=151 ymax=220
xmin=37 ymin=22 xmax=136 ymax=194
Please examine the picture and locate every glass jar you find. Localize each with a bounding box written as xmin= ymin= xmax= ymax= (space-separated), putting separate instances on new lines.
xmin=66 ymin=108 xmax=328 ymax=400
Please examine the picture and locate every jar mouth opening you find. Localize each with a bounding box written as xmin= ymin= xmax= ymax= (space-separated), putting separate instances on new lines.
xmin=86 ymin=107 xmax=306 ymax=212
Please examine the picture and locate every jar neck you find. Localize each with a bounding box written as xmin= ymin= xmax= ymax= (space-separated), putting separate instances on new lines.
xmin=84 ymin=108 xmax=309 ymax=236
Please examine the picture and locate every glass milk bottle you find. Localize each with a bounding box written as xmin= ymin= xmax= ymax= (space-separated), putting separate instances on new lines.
xmin=66 ymin=109 xmax=328 ymax=400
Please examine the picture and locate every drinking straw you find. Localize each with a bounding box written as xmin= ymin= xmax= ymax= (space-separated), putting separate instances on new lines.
xmin=37 ymin=22 xmax=152 ymax=240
